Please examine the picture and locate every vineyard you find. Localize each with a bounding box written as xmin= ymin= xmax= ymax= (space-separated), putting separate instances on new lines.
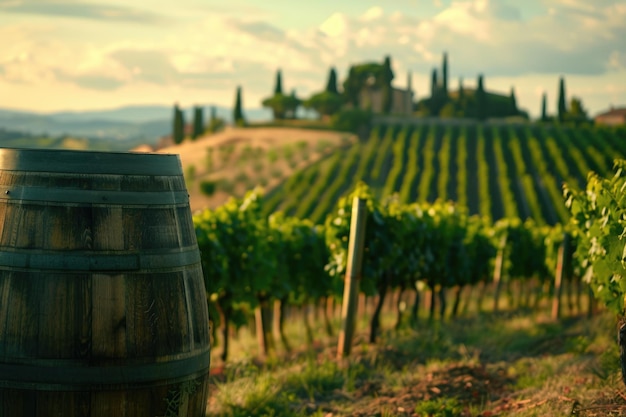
xmin=263 ymin=122 xmax=626 ymax=226
xmin=191 ymin=121 xmax=626 ymax=415
xmin=195 ymin=168 xmax=626 ymax=415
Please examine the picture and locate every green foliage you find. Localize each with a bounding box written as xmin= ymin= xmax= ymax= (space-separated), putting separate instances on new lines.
xmin=303 ymin=91 xmax=344 ymax=118
xmin=262 ymin=93 xmax=301 ymax=120
xmin=494 ymin=217 xmax=549 ymax=283
xmin=323 ymin=182 xmax=497 ymax=297
xmin=199 ymin=180 xmax=216 ymax=196
xmin=194 ymin=188 xmax=276 ymax=310
xmin=283 ymin=360 xmax=344 ymax=400
xmin=558 ymin=76 xmax=567 ymax=123
xmin=234 ymin=86 xmax=245 ymax=126
xmin=381 ymin=55 xmax=394 ymax=114
xmin=207 ymin=114 xmax=226 ymax=134
xmin=324 ymin=182 xmax=399 ymax=295
xmin=274 ymin=69 xmax=283 ymax=95
xmin=172 ymin=103 xmax=184 ymax=144
xmin=325 ymin=67 xmax=339 ymax=95
xmin=342 ymin=60 xmax=393 ymax=108
xmin=565 ymin=160 xmax=626 ymax=315
xmin=441 ymin=52 xmax=449 ymax=94
xmin=192 ymin=106 xmax=203 ymax=140
xmin=184 ymin=164 xmax=196 ymax=188
xmin=330 ymin=108 xmax=373 ymax=134
xmin=564 ymin=96 xmax=589 ymax=126
xmin=415 ymin=397 xmax=463 ymax=416
xmin=439 ymin=102 xmax=456 ymax=118
xmin=269 ymin=213 xmax=334 ymax=304
xmin=476 ymin=74 xmax=487 ymax=121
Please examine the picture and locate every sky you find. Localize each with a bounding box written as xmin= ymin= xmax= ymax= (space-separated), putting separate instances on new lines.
xmin=0 ymin=0 xmax=625 ymax=118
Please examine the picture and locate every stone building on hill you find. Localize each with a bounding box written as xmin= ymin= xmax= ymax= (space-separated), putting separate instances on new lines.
xmin=358 ymin=72 xmax=414 ymax=115
xmin=594 ymin=107 xmax=626 ymax=126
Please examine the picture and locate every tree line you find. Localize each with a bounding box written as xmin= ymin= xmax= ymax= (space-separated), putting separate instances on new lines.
xmin=172 ymin=52 xmax=594 ymax=143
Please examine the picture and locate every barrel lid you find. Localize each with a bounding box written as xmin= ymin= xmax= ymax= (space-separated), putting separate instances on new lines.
xmin=0 ymin=148 xmax=183 ymax=176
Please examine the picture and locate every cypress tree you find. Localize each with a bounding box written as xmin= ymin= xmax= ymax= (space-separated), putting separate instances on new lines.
xmin=476 ymin=74 xmax=487 ymax=121
xmin=406 ymin=71 xmax=413 ymax=113
xmin=343 ymin=66 xmax=359 ymax=107
xmin=442 ymin=52 xmax=448 ymax=95
xmin=172 ymin=103 xmax=184 ymax=144
xmin=431 ymin=69 xmax=438 ymax=97
xmin=192 ymin=106 xmax=204 ymax=140
xmin=541 ymin=93 xmax=547 ymax=121
xmin=557 ymin=76 xmax=566 ymax=122
xmin=382 ymin=55 xmax=394 ymax=113
xmin=325 ymin=67 xmax=339 ymax=94
xmin=234 ymin=86 xmax=245 ymax=126
xmin=288 ymin=88 xmax=299 ymax=119
xmin=509 ymin=87 xmax=517 ymax=115
xmin=458 ymin=77 xmax=464 ymax=101
xmin=274 ymin=69 xmax=283 ymax=95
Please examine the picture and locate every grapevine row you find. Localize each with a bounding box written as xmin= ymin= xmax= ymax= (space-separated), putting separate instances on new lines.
xmin=265 ymin=122 xmax=626 ymax=226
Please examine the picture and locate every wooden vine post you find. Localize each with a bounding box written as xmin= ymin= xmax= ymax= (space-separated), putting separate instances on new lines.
xmin=551 ymin=233 xmax=571 ymax=320
xmin=337 ymin=197 xmax=367 ymax=359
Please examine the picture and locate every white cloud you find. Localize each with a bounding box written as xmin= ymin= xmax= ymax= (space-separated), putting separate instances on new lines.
xmin=607 ymin=51 xmax=626 ymax=71
xmin=318 ymin=13 xmax=349 ymax=38
xmin=360 ymin=6 xmax=384 ymax=22
xmin=433 ymin=2 xmax=491 ymax=41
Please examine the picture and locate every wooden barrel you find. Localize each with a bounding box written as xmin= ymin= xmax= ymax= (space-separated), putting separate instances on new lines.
xmin=0 ymin=148 xmax=210 ymax=417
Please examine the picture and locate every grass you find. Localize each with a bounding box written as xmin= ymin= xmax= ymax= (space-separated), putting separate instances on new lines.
xmin=208 ymin=293 xmax=626 ymax=416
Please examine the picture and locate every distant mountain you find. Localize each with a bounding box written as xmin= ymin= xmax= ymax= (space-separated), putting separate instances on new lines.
xmin=0 ymin=104 xmax=274 ymax=143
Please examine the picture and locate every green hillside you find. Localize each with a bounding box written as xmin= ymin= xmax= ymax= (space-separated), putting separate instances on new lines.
xmin=264 ymin=122 xmax=626 ymax=225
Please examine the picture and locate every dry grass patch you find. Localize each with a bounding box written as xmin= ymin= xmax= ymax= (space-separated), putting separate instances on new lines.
xmin=156 ymin=127 xmax=355 ymax=212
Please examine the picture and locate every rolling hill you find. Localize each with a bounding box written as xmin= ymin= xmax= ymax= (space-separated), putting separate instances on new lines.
xmin=156 ymin=127 xmax=356 ymax=213
xmin=157 ymin=121 xmax=626 ymax=226
xmin=262 ymin=121 xmax=626 ymax=225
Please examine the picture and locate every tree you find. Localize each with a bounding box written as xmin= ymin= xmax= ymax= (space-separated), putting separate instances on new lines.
xmin=262 ymin=93 xmax=300 ymax=120
xmin=431 ymin=69 xmax=438 ymax=97
xmin=381 ymin=55 xmax=394 ymax=114
xmin=325 ymin=67 xmax=339 ymax=95
xmin=476 ymin=74 xmax=487 ymax=121
xmin=304 ymin=91 xmax=343 ymax=119
xmin=541 ymin=92 xmax=547 ymax=121
xmin=287 ymin=89 xmax=300 ymax=119
xmin=439 ymin=102 xmax=456 ymax=118
xmin=406 ymin=71 xmax=414 ymax=113
xmin=274 ymin=69 xmax=283 ymax=95
xmin=233 ymin=86 xmax=245 ymax=126
xmin=192 ymin=106 xmax=204 ymax=140
xmin=557 ymin=76 xmax=567 ymax=123
xmin=172 ymin=103 xmax=184 ymax=144
xmin=509 ymin=87 xmax=517 ymax=115
xmin=566 ymin=96 xmax=589 ymax=126
xmin=458 ymin=77 xmax=464 ymax=102
xmin=263 ymin=70 xmax=301 ymax=120
xmin=343 ymin=66 xmax=360 ymax=107
xmin=306 ymin=68 xmax=344 ymax=118
xmin=330 ymin=108 xmax=373 ymax=134
xmin=442 ymin=52 xmax=448 ymax=95
xmin=207 ymin=105 xmax=225 ymax=133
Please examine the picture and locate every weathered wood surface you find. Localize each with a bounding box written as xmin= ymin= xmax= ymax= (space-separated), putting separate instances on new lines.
xmin=0 ymin=149 xmax=210 ymax=417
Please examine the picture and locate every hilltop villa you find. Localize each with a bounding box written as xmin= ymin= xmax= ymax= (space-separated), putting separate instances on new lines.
xmin=594 ymin=107 xmax=626 ymax=126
